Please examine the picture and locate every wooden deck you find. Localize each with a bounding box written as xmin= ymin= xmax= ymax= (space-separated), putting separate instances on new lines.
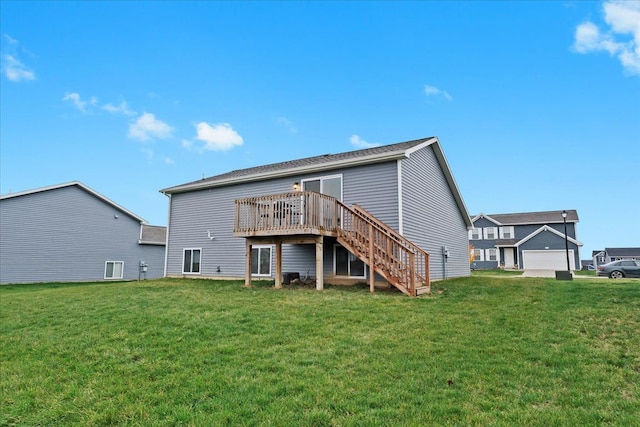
xmin=234 ymin=191 xmax=430 ymax=296
xmin=234 ymin=191 xmax=339 ymax=238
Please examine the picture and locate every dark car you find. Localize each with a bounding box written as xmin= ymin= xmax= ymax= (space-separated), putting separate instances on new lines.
xmin=597 ymin=260 xmax=640 ymax=279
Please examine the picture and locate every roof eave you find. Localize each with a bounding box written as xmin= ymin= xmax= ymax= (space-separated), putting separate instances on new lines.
xmin=161 ymin=149 xmax=412 ymax=195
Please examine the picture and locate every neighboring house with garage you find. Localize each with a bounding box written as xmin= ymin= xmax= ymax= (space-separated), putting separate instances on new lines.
xmin=469 ymin=210 xmax=581 ymax=270
xmin=592 ymin=247 xmax=640 ymax=270
xmin=161 ymin=137 xmax=472 ymax=296
xmin=0 ymin=181 xmax=166 ymax=284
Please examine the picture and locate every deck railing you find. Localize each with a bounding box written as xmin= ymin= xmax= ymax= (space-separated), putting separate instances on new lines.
xmin=234 ymin=191 xmax=340 ymax=236
xmin=234 ymin=191 xmax=430 ymax=295
xmin=337 ymin=203 xmax=430 ymax=296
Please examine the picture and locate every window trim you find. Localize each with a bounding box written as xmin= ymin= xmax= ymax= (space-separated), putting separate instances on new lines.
xmin=483 ymin=227 xmax=498 ymax=240
xmin=182 ymin=248 xmax=202 ymax=274
xmin=473 ymin=249 xmax=484 ymax=261
xmin=485 ymin=248 xmax=499 ymax=262
xmin=251 ymin=245 xmax=272 ymax=277
xmin=469 ymin=228 xmax=482 ymax=240
xmin=104 ymin=261 xmax=124 ymax=279
xmin=301 ymin=173 xmax=343 ymax=201
xmin=499 ymin=226 xmax=515 ymax=239
xmin=333 ymin=244 xmax=366 ymax=279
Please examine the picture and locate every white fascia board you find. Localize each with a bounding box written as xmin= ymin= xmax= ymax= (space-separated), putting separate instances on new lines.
xmin=162 ymin=150 xmax=412 ymax=195
xmin=1 ymin=181 xmax=147 ymax=224
xmin=515 ymin=225 xmax=583 ymax=247
xmin=470 ymin=213 xmax=502 ymax=226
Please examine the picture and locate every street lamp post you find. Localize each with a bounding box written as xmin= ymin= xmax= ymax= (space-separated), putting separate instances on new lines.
xmin=562 ymin=210 xmax=570 ymax=272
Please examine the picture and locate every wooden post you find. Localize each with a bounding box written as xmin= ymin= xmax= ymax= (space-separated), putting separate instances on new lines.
xmin=369 ymin=223 xmax=375 ymax=293
xmin=409 ymin=251 xmax=415 ymax=296
xmin=315 ymin=236 xmax=324 ymax=291
xmin=245 ymin=240 xmax=252 ymax=288
xmin=275 ymin=241 xmax=282 ymax=289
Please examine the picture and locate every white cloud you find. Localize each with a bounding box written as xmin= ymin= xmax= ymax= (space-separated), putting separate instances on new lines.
xmin=4 ymin=34 xmax=18 ymax=45
xmin=62 ymin=92 xmax=94 ymax=112
xmin=276 ymin=117 xmax=298 ymax=133
xmin=192 ymin=122 xmax=243 ymax=151
xmin=128 ymin=112 xmax=174 ymax=141
xmin=573 ymin=1 xmax=640 ymax=75
xmin=3 ymin=54 xmax=35 ymax=82
xmin=103 ymin=101 xmax=136 ymax=116
xmin=349 ymin=135 xmax=380 ymax=149
xmin=424 ymin=84 xmax=453 ymax=101
xmin=164 ymin=157 xmax=174 ymax=165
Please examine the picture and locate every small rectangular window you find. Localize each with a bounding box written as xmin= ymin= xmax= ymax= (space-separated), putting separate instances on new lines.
xmin=484 ymin=227 xmax=498 ymax=240
xmin=500 ymin=226 xmax=515 ymax=239
xmin=469 ymin=228 xmax=482 ymax=240
xmin=183 ymin=248 xmax=201 ymax=274
xmin=473 ymin=249 xmax=484 ymax=261
xmin=486 ymin=248 xmax=498 ymax=262
xmin=251 ymin=246 xmax=272 ymax=276
xmin=105 ymin=261 xmax=124 ymax=279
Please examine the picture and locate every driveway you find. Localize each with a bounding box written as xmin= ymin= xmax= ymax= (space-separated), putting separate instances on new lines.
xmin=521 ymin=269 xmax=558 ymax=278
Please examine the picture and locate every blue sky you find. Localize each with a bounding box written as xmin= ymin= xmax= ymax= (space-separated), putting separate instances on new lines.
xmin=2 ymin=1 xmax=639 ymax=258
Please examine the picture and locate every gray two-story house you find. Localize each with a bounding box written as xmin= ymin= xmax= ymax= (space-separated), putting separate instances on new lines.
xmin=592 ymin=248 xmax=640 ymax=270
xmin=0 ymin=181 xmax=166 ymax=284
xmin=161 ymin=137 xmax=472 ymax=296
xmin=470 ymin=210 xmax=581 ymax=270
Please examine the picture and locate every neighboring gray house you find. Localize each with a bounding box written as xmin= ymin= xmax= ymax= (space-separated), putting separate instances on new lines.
xmin=470 ymin=210 xmax=582 ymax=270
xmin=592 ymin=248 xmax=640 ymax=270
xmin=0 ymin=181 xmax=166 ymax=284
xmin=161 ymin=137 xmax=473 ymax=296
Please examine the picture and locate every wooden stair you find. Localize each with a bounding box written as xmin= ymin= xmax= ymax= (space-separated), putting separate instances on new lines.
xmin=337 ymin=202 xmax=430 ymax=297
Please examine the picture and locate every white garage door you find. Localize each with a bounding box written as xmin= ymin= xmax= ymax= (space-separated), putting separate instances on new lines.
xmin=522 ymin=250 xmax=575 ymax=270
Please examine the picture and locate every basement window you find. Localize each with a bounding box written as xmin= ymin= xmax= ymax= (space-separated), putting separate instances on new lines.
xmin=105 ymin=261 xmax=124 ymax=279
xmin=183 ymin=248 xmax=201 ymax=274
xmin=251 ymin=246 xmax=272 ymax=276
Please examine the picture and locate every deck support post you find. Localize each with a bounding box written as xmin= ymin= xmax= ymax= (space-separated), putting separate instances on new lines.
xmin=369 ymin=223 xmax=375 ymax=293
xmin=315 ymin=236 xmax=324 ymax=291
xmin=245 ymin=240 xmax=252 ymax=288
xmin=274 ymin=240 xmax=282 ymax=289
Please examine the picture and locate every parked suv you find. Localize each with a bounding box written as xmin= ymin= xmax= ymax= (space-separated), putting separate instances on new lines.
xmin=597 ymin=260 xmax=640 ymax=279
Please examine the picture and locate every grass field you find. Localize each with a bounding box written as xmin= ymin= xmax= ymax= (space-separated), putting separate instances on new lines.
xmin=1 ymin=276 xmax=639 ymax=426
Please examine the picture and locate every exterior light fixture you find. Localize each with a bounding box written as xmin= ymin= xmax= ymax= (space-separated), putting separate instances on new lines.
xmin=556 ymin=210 xmax=573 ymax=281
xmin=292 ymin=182 xmax=301 ymax=191
xmin=562 ymin=210 xmax=570 ymax=272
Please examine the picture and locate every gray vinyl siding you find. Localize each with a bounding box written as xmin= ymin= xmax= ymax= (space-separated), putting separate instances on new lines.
xmin=471 ymin=217 xmax=580 ymax=269
xmin=166 ymin=161 xmax=402 ymax=280
xmin=0 ymin=185 xmax=164 ymax=284
xmin=518 ymin=230 xmax=580 ymax=269
xmin=469 ymin=218 xmax=501 ymax=269
xmin=400 ymin=145 xmax=471 ymax=280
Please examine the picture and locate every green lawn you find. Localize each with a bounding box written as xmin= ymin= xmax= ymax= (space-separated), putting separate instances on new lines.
xmin=1 ymin=277 xmax=639 ymax=426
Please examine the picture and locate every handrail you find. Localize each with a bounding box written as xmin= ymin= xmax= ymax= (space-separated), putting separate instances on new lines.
xmin=234 ymin=191 xmax=339 ymax=235
xmin=337 ymin=201 xmax=430 ymax=295
xmin=234 ymin=191 xmax=430 ymax=296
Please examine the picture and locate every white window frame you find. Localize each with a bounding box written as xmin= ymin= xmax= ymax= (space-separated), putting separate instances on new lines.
xmin=473 ymin=249 xmax=484 ymax=261
xmin=499 ymin=226 xmax=515 ymax=239
xmin=301 ymin=174 xmax=343 ymax=201
xmin=485 ymin=248 xmax=499 ymax=262
xmin=484 ymin=227 xmax=498 ymax=240
xmin=251 ymin=245 xmax=272 ymax=277
xmin=333 ymin=244 xmax=366 ymax=278
xmin=182 ymin=248 xmax=202 ymax=274
xmin=469 ymin=228 xmax=482 ymax=240
xmin=104 ymin=261 xmax=124 ymax=279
